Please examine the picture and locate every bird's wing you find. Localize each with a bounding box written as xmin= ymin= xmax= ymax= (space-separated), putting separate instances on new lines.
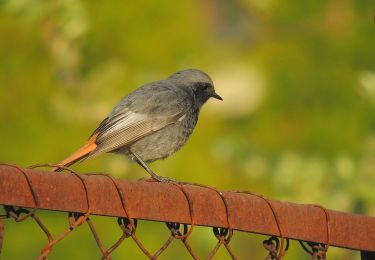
xmin=90 ymin=109 xmax=184 ymax=157
xmin=52 ymin=81 xmax=192 ymax=172
xmin=88 ymin=81 xmax=192 ymax=158
xmin=52 ymin=109 xmax=183 ymax=171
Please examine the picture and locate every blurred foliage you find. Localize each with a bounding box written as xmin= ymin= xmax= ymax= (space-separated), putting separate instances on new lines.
xmin=1 ymin=0 xmax=374 ymax=259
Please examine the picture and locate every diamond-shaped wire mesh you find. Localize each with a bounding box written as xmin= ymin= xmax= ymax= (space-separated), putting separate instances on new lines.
xmin=0 ymin=163 xmax=350 ymax=260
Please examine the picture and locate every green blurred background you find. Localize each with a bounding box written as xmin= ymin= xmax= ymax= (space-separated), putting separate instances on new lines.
xmin=1 ymin=0 xmax=374 ymax=259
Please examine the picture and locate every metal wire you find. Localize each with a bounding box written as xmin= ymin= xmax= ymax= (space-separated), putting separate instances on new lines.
xmin=232 ymin=190 xmax=288 ymax=259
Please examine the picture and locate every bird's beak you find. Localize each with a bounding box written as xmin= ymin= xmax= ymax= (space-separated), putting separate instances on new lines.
xmin=212 ymin=92 xmax=223 ymax=101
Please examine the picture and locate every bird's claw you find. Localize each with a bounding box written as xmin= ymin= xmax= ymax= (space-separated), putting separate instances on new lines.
xmin=152 ymin=175 xmax=177 ymax=184
xmin=138 ymin=173 xmax=181 ymax=184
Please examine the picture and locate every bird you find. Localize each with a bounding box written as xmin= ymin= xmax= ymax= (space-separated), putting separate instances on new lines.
xmin=52 ymin=69 xmax=222 ymax=182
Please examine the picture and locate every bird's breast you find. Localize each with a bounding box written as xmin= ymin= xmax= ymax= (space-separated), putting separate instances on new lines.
xmin=128 ymin=112 xmax=198 ymax=162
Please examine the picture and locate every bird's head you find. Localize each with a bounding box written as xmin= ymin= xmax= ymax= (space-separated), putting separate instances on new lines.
xmin=168 ymin=69 xmax=222 ymax=107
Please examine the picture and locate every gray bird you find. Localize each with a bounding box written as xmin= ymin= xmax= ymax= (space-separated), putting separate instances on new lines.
xmin=52 ymin=69 xmax=222 ymax=181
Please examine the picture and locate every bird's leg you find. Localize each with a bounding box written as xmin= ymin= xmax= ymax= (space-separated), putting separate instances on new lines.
xmin=132 ymin=152 xmax=175 ymax=183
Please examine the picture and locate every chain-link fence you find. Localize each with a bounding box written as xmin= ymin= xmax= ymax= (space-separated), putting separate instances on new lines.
xmin=0 ymin=163 xmax=374 ymax=259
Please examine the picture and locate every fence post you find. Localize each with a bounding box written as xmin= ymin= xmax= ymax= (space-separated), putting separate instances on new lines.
xmin=0 ymin=219 xmax=4 ymax=255
xmin=361 ymin=250 xmax=375 ymax=260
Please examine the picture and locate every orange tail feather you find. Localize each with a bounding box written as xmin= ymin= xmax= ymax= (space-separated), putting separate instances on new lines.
xmin=51 ymin=134 xmax=98 ymax=172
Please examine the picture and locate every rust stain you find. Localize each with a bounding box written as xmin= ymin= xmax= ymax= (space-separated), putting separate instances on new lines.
xmin=0 ymin=164 xmax=374 ymax=252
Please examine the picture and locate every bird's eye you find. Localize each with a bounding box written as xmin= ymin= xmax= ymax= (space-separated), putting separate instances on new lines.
xmin=198 ymin=82 xmax=211 ymax=90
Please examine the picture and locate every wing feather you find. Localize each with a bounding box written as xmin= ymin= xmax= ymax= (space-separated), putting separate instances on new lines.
xmin=87 ymin=110 xmax=184 ymax=158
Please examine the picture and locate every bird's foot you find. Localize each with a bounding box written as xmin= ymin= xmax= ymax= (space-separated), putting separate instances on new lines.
xmin=152 ymin=174 xmax=178 ymax=183
xmin=139 ymin=174 xmax=180 ymax=184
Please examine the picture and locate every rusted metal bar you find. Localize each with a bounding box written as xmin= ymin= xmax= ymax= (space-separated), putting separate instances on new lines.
xmin=0 ymin=164 xmax=374 ymax=252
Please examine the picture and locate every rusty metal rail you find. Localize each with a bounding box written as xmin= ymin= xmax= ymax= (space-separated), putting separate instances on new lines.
xmin=0 ymin=164 xmax=375 ymax=258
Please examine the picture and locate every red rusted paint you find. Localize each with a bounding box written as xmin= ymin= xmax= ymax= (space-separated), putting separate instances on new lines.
xmin=0 ymin=164 xmax=374 ymax=252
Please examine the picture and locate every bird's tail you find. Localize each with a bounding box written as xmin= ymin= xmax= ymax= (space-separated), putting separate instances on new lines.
xmin=51 ymin=134 xmax=98 ymax=172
